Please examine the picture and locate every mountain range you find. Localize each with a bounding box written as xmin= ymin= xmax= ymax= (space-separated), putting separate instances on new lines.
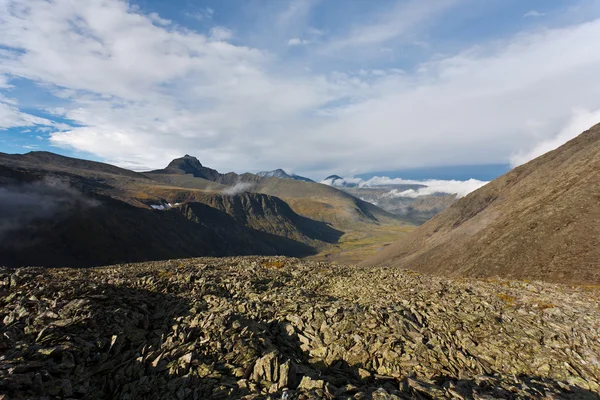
xmin=0 ymin=151 xmax=400 ymax=267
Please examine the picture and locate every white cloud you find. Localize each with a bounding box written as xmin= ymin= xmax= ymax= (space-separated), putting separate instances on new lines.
xmin=288 ymin=37 xmax=310 ymax=46
xmin=321 ymin=175 xmax=487 ymax=198
xmin=0 ymin=74 xmax=12 ymax=88
xmin=278 ymin=0 xmax=319 ymax=28
xmin=322 ymin=0 xmax=460 ymax=52
xmin=383 ymin=179 xmax=488 ymax=198
xmin=222 ymin=182 xmax=255 ymax=195
xmin=510 ymin=108 xmax=600 ymax=167
xmin=210 ymin=26 xmax=233 ymax=41
xmin=320 ymin=176 xmax=363 ymax=186
xmin=524 ymin=10 xmax=546 ymax=18
xmin=0 ymin=0 xmax=599 ymax=178
xmin=0 ymin=101 xmax=60 ymax=130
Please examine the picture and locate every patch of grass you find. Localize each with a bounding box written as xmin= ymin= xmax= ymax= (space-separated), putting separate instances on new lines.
xmin=262 ymin=260 xmax=286 ymax=269
xmin=497 ymin=293 xmax=517 ymax=305
xmin=536 ymin=302 xmax=554 ymax=310
xmin=309 ymin=225 xmax=415 ymax=264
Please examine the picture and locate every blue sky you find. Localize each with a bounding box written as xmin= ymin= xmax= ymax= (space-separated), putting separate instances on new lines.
xmin=1 ymin=0 xmax=600 ymax=179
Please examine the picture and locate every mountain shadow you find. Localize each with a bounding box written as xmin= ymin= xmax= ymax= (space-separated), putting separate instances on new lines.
xmin=0 ymin=185 xmax=318 ymax=268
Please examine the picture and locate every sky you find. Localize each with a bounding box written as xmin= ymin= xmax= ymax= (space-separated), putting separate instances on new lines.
xmin=1 ymin=0 xmax=600 ymax=180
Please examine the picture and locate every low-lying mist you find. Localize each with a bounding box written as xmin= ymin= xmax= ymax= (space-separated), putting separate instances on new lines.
xmin=0 ymin=179 xmax=99 ymax=240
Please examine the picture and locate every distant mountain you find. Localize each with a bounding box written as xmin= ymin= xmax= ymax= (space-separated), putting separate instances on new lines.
xmin=148 ymin=154 xmax=260 ymax=186
xmin=363 ymin=123 xmax=600 ymax=285
xmin=257 ymin=169 xmax=314 ymax=182
xmin=148 ymin=157 xmax=402 ymax=231
xmin=320 ymin=173 xmax=455 ymax=224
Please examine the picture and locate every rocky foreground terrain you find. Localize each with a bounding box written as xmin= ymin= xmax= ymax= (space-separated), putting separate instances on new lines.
xmin=1 ymin=257 xmax=599 ymax=399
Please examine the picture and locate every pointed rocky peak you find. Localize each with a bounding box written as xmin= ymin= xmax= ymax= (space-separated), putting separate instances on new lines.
xmin=167 ymin=155 xmax=203 ymax=172
xmin=160 ymin=155 xmax=221 ymax=181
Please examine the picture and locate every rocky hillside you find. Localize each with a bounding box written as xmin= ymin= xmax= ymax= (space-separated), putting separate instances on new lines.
xmin=2 ymin=257 xmax=599 ymax=399
xmin=363 ymin=123 xmax=600 ymax=285
xmin=172 ymin=192 xmax=343 ymax=246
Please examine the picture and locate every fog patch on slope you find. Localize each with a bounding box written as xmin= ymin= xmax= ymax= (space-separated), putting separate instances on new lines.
xmin=222 ymin=182 xmax=255 ymax=195
xmin=0 ymin=179 xmax=99 ymax=240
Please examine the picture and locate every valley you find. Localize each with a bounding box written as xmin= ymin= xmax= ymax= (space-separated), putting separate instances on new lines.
xmin=2 ymin=1 xmax=600 ymax=399
xmin=0 ymin=151 xmax=408 ymax=268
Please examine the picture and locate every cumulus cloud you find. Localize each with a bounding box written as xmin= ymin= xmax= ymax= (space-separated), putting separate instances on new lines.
xmin=510 ymin=109 xmax=600 ymax=167
xmin=0 ymin=0 xmax=599 ymax=178
xmin=210 ymin=26 xmax=233 ymax=41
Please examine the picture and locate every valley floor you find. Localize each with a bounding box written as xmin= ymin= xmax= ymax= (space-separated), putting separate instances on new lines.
xmin=1 ymin=257 xmax=599 ymax=399
xmin=309 ymin=225 xmax=415 ymax=265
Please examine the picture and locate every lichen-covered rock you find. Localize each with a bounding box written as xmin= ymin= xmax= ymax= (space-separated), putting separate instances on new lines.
xmin=1 ymin=256 xmax=599 ymax=399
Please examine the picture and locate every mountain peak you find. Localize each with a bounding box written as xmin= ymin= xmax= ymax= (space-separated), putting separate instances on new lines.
xmin=166 ymin=155 xmax=203 ymax=171
xmin=257 ymin=169 xmax=314 ymax=183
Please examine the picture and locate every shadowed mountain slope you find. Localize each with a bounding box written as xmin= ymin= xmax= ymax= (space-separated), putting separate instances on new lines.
xmin=0 ymin=155 xmax=337 ymax=267
xmin=362 ymin=123 xmax=600 ymax=284
xmin=139 ymin=190 xmax=343 ymax=246
xmin=0 ymin=189 xmax=316 ymax=268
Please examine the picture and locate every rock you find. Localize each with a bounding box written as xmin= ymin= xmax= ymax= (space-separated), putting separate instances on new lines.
xmin=297 ymin=376 xmax=325 ymax=391
xmin=1 ymin=258 xmax=599 ymax=399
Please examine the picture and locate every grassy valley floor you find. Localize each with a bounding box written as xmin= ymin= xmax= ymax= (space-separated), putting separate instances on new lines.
xmin=308 ymin=225 xmax=415 ymax=264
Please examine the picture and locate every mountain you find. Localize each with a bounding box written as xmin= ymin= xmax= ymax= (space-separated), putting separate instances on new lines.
xmin=0 ymin=151 xmax=397 ymax=267
xmin=148 ymin=154 xmax=261 ymax=187
xmin=147 ymin=158 xmax=402 ymax=231
xmin=341 ymin=186 xmax=457 ymax=225
xmin=257 ymin=169 xmax=314 ymax=182
xmin=0 ymin=153 xmax=342 ymax=267
xmin=363 ymin=123 xmax=600 ymax=285
xmin=151 ymin=191 xmax=342 ymax=246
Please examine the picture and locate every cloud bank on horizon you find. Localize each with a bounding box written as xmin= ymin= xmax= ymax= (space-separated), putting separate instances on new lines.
xmin=320 ymin=175 xmax=488 ymax=198
xmin=1 ymin=0 xmax=600 ymax=177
